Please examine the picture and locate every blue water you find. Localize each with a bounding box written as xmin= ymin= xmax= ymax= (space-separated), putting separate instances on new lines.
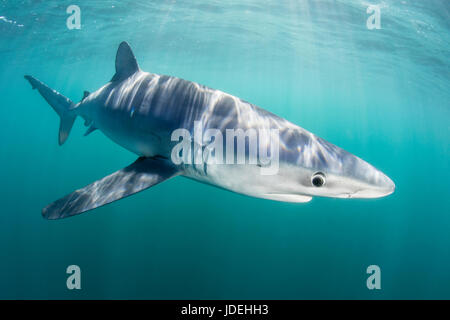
xmin=0 ymin=0 xmax=449 ymax=299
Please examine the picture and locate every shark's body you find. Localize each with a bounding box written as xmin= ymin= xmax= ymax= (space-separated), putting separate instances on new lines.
xmin=25 ymin=42 xmax=394 ymax=219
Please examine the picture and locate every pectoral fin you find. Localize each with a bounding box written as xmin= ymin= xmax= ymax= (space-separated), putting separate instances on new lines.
xmin=42 ymin=157 xmax=179 ymax=219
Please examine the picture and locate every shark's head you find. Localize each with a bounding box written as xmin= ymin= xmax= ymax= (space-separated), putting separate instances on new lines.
xmin=281 ymin=133 xmax=395 ymax=200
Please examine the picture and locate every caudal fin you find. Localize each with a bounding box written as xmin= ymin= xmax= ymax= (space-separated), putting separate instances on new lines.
xmin=24 ymin=75 xmax=76 ymax=145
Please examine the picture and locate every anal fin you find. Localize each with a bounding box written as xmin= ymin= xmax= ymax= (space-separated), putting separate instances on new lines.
xmin=42 ymin=157 xmax=179 ymax=219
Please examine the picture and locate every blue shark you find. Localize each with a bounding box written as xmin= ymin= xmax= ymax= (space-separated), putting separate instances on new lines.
xmin=25 ymin=42 xmax=394 ymax=219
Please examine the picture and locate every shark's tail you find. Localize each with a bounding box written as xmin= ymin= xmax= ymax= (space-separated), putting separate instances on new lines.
xmin=24 ymin=75 xmax=76 ymax=145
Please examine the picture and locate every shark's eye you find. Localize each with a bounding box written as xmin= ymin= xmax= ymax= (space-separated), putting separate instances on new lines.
xmin=311 ymin=172 xmax=326 ymax=187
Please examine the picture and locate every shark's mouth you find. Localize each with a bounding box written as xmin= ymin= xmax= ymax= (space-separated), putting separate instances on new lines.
xmin=335 ymin=187 xmax=395 ymax=199
xmin=262 ymin=193 xmax=312 ymax=203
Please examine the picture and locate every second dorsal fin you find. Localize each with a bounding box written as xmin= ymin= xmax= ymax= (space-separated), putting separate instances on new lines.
xmin=84 ymin=124 xmax=97 ymax=136
xmin=81 ymin=91 xmax=90 ymax=101
xmin=111 ymin=41 xmax=140 ymax=82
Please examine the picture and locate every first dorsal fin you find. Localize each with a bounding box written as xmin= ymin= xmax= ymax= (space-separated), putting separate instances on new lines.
xmin=111 ymin=41 xmax=140 ymax=82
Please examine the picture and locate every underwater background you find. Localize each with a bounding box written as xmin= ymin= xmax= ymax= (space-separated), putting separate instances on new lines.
xmin=0 ymin=0 xmax=449 ymax=299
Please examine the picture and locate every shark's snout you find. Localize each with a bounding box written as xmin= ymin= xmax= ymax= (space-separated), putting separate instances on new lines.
xmin=348 ymin=160 xmax=395 ymax=199
xmin=351 ymin=172 xmax=395 ymax=198
xmin=296 ymin=135 xmax=395 ymax=200
xmin=375 ymin=171 xmax=395 ymax=196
